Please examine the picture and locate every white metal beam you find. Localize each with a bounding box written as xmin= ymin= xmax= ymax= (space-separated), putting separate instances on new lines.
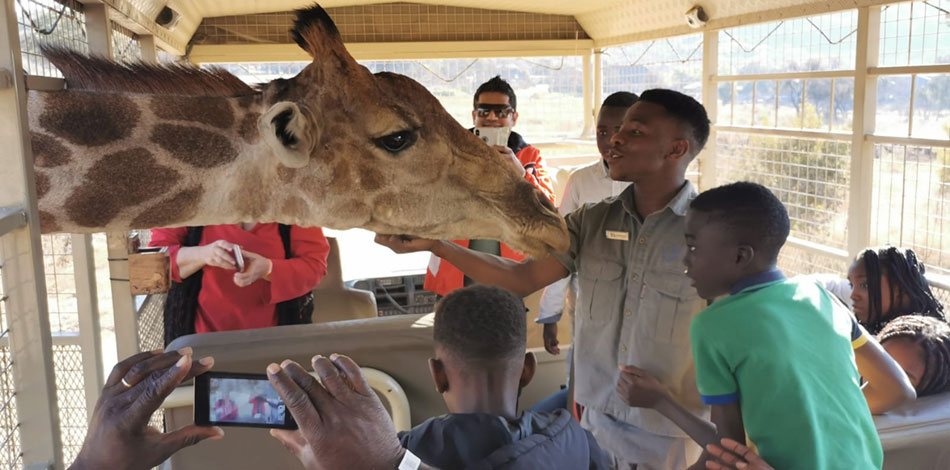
xmin=715 ymin=125 xmax=852 ymax=141
xmin=700 ymin=30 xmax=718 ymax=191
xmin=714 ymin=70 xmax=855 ymax=82
xmin=0 ymin=0 xmax=63 ymax=467
xmin=189 ymin=40 xmax=595 ymax=63
xmin=581 ymin=51 xmax=592 ymax=137
xmin=592 ymin=49 xmax=603 ymax=120
xmin=846 ymin=6 xmax=881 ymax=259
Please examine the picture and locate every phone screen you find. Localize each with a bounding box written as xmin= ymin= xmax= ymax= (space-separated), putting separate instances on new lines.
xmin=194 ymin=372 xmax=297 ymax=429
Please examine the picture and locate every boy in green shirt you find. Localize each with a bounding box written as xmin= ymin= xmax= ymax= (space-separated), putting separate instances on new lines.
xmin=616 ymin=182 xmax=883 ymax=469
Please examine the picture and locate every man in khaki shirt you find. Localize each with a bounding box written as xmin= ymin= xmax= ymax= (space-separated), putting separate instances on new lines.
xmin=377 ymin=89 xmax=711 ymax=470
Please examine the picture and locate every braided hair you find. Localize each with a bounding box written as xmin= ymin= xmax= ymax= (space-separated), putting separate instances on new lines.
xmin=879 ymin=315 xmax=950 ymax=397
xmin=856 ymin=246 xmax=945 ymax=334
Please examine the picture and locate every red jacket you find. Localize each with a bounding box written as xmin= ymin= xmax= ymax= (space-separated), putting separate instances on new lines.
xmin=150 ymin=224 xmax=329 ymax=333
xmin=424 ymin=137 xmax=554 ymax=297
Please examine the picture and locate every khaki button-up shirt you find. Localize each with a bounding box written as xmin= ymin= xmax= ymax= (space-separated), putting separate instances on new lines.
xmin=552 ymin=181 xmax=708 ymax=438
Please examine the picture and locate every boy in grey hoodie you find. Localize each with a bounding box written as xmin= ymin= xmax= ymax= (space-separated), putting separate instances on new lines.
xmin=400 ymin=285 xmax=607 ymax=469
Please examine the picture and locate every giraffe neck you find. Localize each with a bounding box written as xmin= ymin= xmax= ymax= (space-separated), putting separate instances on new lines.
xmin=29 ymin=90 xmax=309 ymax=233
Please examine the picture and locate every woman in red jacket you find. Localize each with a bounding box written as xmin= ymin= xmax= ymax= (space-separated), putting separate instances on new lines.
xmin=151 ymin=223 xmax=329 ymax=340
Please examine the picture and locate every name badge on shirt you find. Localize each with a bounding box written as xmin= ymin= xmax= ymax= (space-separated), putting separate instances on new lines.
xmin=605 ymin=230 xmax=629 ymax=241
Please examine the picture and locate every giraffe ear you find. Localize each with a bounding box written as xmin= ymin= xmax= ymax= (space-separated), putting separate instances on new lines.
xmin=260 ymin=102 xmax=318 ymax=169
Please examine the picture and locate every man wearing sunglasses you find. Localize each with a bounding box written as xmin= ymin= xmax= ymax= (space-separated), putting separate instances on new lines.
xmin=424 ymin=75 xmax=556 ymax=298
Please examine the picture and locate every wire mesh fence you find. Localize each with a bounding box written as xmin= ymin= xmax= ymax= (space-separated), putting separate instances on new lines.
xmin=52 ymin=342 xmax=86 ymax=465
xmin=879 ymin=0 xmax=950 ymax=67
xmin=602 ymin=34 xmax=703 ymax=101
xmin=718 ymin=10 xmax=858 ymax=75
xmin=0 ymin=261 xmax=23 ymax=469
xmin=871 ymin=143 xmax=950 ymax=277
xmin=716 ymin=131 xmax=851 ymax=250
xmin=14 ymin=0 xmax=88 ymax=77
xmin=212 ymin=55 xmax=586 ymax=141
xmin=111 ymin=20 xmax=142 ymax=64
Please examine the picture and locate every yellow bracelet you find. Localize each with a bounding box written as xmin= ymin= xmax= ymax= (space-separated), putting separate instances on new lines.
xmin=264 ymin=259 xmax=273 ymax=281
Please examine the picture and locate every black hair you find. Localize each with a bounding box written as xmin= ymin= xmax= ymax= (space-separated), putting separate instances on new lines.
xmin=602 ymin=91 xmax=638 ymax=109
xmin=433 ymin=285 xmax=526 ymax=363
xmin=878 ymin=315 xmax=950 ymax=397
xmin=637 ymin=89 xmax=710 ymax=156
xmin=856 ymin=246 xmax=946 ymax=334
xmin=473 ymin=76 xmax=517 ymax=110
xmin=689 ymin=181 xmax=790 ymax=263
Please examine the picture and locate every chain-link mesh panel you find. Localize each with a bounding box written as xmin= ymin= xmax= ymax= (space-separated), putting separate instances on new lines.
xmin=880 ymin=0 xmax=950 ymax=67
xmin=602 ymin=34 xmax=703 ymax=101
xmin=53 ymin=343 xmax=86 ymax=466
xmin=14 ymin=0 xmax=89 ymax=78
xmin=871 ymin=143 xmax=950 ymax=277
xmin=213 ymin=56 xmax=586 ymax=141
xmin=0 ymin=263 xmax=23 ymax=469
xmin=111 ymin=20 xmax=142 ymax=64
xmin=41 ymin=235 xmax=79 ymax=334
xmin=778 ymin=244 xmax=850 ymax=277
xmin=138 ymin=294 xmax=165 ymax=353
xmin=718 ymin=10 xmax=858 ymax=75
xmin=717 ymin=132 xmax=851 ymax=250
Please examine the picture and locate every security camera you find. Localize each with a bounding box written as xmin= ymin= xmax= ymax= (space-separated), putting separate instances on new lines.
xmin=155 ymin=6 xmax=181 ymax=30
xmin=685 ymin=6 xmax=708 ymax=29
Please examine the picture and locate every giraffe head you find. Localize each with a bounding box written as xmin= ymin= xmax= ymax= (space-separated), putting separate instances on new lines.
xmin=251 ymin=5 xmax=567 ymax=256
xmin=34 ymin=4 xmax=567 ymax=257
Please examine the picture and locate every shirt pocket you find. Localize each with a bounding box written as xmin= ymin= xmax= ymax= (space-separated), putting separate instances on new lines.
xmin=641 ymin=271 xmax=698 ymax=344
xmin=576 ymin=257 xmax=625 ymax=326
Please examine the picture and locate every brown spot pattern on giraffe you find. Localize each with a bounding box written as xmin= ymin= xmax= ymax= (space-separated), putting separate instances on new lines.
xmin=39 ymin=92 xmax=139 ymax=147
xmin=238 ymin=113 xmax=260 ymax=144
xmin=277 ymin=165 xmax=297 ymax=182
xmin=150 ymin=96 xmax=235 ymax=129
xmin=150 ymin=124 xmax=238 ymax=168
xmin=358 ymin=163 xmax=385 ymax=191
xmin=231 ymin=171 xmax=268 ymax=220
xmin=281 ymin=196 xmax=307 ymax=218
xmin=236 ymin=95 xmax=258 ymax=110
xmin=131 ymin=186 xmax=203 ymax=228
xmin=65 ymin=148 xmax=179 ymax=227
xmin=31 ymin=132 xmax=71 ymax=167
xmin=34 ymin=172 xmax=50 ymax=199
xmin=327 ymin=157 xmax=352 ymax=192
xmin=38 ymin=210 xmax=60 ymax=233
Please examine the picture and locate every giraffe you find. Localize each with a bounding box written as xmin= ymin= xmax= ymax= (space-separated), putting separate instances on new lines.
xmin=27 ymin=4 xmax=568 ymax=257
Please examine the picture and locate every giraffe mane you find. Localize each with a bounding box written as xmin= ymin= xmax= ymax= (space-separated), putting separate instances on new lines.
xmin=39 ymin=45 xmax=256 ymax=96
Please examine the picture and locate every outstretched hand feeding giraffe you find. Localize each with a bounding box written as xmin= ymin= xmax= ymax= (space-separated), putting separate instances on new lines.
xmin=28 ymin=4 xmax=568 ymax=257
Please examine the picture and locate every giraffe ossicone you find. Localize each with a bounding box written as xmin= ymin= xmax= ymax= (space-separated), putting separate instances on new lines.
xmin=28 ymin=4 xmax=568 ymax=257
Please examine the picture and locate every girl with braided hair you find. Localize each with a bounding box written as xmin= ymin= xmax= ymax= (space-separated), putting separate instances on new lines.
xmin=878 ymin=315 xmax=950 ymax=397
xmin=847 ymin=246 xmax=946 ymax=335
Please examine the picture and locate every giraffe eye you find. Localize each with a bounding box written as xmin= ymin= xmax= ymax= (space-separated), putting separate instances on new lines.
xmin=375 ymin=130 xmax=416 ymax=154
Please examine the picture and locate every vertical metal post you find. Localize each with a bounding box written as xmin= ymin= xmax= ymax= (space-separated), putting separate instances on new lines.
xmin=83 ymin=3 xmax=113 ymax=58
xmin=139 ymin=35 xmax=157 ymax=63
xmin=700 ymin=30 xmax=719 ymax=191
xmin=0 ymin=0 xmax=63 ymax=467
xmin=593 ymin=49 xmax=603 ymax=122
xmin=581 ymin=50 xmax=593 ymax=137
xmin=847 ymin=6 xmax=881 ymax=258
xmin=71 ymin=234 xmax=102 ymax=421
xmin=86 ymin=3 xmax=140 ymax=360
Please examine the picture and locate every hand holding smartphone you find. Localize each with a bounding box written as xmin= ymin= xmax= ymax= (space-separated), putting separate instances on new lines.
xmin=194 ymin=372 xmax=297 ymax=430
xmin=474 ymin=126 xmax=512 ymax=147
xmin=232 ymin=245 xmax=245 ymax=273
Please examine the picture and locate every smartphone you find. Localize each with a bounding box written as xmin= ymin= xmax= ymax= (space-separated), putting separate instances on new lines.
xmin=233 ymin=245 xmax=245 ymax=273
xmin=194 ymin=372 xmax=297 ymax=429
xmin=473 ymin=126 xmax=511 ymax=147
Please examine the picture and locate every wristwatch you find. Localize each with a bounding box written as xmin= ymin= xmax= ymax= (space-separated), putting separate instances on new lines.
xmin=398 ymin=449 xmax=421 ymax=470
